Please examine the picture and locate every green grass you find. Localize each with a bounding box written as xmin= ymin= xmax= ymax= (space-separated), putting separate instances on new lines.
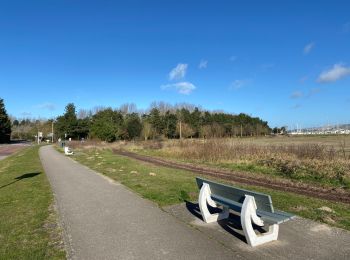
xmin=0 ymin=146 xmax=65 ymax=259
xmin=73 ymin=148 xmax=350 ymax=231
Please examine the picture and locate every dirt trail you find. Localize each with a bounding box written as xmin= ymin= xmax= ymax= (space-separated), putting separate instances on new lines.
xmin=113 ymin=149 xmax=350 ymax=204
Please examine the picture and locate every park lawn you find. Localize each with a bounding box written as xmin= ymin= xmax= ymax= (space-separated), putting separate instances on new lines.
xmin=72 ymin=148 xmax=350 ymax=231
xmin=0 ymin=146 xmax=65 ymax=260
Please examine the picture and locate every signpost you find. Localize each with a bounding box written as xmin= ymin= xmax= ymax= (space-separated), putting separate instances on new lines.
xmin=52 ymin=120 xmax=54 ymax=143
xmin=38 ymin=132 xmax=43 ymax=144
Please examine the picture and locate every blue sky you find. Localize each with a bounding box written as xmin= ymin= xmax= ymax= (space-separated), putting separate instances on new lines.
xmin=0 ymin=0 xmax=349 ymax=128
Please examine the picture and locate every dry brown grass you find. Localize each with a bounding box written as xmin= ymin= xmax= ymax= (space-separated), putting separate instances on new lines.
xmin=160 ymin=137 xmax=350 ymax=188
xmin=68 ymin=136 xmax=350 ymax=189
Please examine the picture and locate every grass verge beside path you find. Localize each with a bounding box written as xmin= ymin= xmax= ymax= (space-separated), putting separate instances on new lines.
xmin=0 ymin=146 xmax=65 ymax=259
xmin=72 ymin=148 xmax=350 ymax=231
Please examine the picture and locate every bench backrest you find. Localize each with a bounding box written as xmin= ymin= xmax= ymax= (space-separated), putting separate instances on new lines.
xmin=196 ymin=177 xmax=274 ymax=213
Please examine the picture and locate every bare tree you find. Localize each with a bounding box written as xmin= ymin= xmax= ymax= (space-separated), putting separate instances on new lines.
xmin=119 ymin=103 xmax=137 ymax=115
xmin=77 ymin=109 xmax=89 ymax=119
xmin=149 ymin=101 xmax=173 ymax=115
xmin=176 ymin=122 xmax=194 ymax=138
xmin=91 ymin=106 xmax=106 ymax=115
xmin=141 ymin=121 xmax=153 ymax=140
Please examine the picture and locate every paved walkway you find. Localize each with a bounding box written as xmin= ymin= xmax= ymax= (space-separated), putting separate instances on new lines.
xmin=39 ymin=146 xmax=236 ymax=259
xmin=165 ymin=203 xmax=350 ymax=260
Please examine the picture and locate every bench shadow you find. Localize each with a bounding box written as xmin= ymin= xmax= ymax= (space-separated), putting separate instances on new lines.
xmin=185 ymin=201 xmax=266 ymax=243
xmin=0 ymin=172 xmax=41 ymax=189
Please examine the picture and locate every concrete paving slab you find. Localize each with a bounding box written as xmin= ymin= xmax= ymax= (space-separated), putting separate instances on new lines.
xmin=164 ymin=201 xmax=350 ymax=260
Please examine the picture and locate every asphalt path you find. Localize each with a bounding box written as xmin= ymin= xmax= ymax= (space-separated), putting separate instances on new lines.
xmin=0 ymin=142 xmax=30 ymax=160
xmin=39 ymin=146 xmax=238 ymax=260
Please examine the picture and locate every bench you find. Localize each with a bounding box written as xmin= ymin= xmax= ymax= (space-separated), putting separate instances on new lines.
xmin=64 ymin=146 xmax=74 ymax=155
xmin=196 ymin=177 xmax=295 ymax=247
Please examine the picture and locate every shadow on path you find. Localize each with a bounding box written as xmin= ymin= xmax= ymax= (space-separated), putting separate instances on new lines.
xmin=0 ymin=172 xmax=41 ymax=189
xmin=185 ymin=200 xmax=267 ymax=243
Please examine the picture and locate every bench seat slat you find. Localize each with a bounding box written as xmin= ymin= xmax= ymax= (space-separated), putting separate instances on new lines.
xmin=196 ymin=177 xmax=274 ymax=213
xmin=258 ymin=210 xmax=296 ymax=224
xmin=211 ymin=194 xmax=242 ymax=212
xmin=211 ymin=194 xmax=295 ymax=225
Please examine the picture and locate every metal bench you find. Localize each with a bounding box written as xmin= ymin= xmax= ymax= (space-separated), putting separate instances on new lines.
xmin=196 ymin=177 xmax=295 ymax=247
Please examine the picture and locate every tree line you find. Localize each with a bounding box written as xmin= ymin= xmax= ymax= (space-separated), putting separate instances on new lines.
xmin=53 ymin=102 xmax=270 ymax=142
xmin=7 ymin=101 xmax=271 ymax=142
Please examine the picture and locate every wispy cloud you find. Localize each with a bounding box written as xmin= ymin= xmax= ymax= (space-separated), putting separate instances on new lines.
xmin=161 ymin=81 xmax=196 ymax=95
xmin=169 ymin=63 xmax=188 ymax=80
xmin=198 ymin=59 xmax=208 ymax=69
xmin=303 ymin=42 xmax=315 ymax=55
xmin=291 ymin=104 xmax=301 ymax=109
xmin=307 ymin=88 xmax=321 ymax=97
xmin=37 ymin=102 xmax=56 ymax=111
xmin=290 ymin=91 xmax=303 ymax=99
xmin=229 ymin=56 xmax=237 ymax=62
xmin=261 ymin=63 xmax=274 ymax=71
xmin=299 ymin=76 xmax=308 ymax=84
xmin=317 ymin=63 xmax=350 ymax=83
xmin=21 ymin=112 xmax=32 ymax=117
xmin=229 ymin=79 xmax=250 ymax=90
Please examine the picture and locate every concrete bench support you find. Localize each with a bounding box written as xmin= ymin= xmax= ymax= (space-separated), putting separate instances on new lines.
xmin=64 ymin=147 xmax=73 ymax=155
xmin=198 ymin=182 xmax=280 ymax=247
xmin=241 ymin=195 xmax=279 ymax=247
xmin=198 ymin=183 xmax=229 ymax=223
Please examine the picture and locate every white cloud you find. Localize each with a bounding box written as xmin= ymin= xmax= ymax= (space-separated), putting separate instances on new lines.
xmin=303 ymin=42 xmax=315 ymax=55
xmin=169 ymin=63 xmax=188 ymax=80
xmin=290 ymin=91 xmax=303 ymax=99
xmin=37 ymin=102 xmax=56 ymax=111
xmin=198 ymin=59 xmax=208 ymax=69
xmin=161 ymin=81 xmax=196 ymax=95
xmin=317 ymin=63 xmax=350 ymax=83
xmin=229 ymin=79 xmax=250 ymax=90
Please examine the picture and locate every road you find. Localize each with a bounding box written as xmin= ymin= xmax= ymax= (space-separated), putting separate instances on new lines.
xmin=39 ymin=146 xmax=238 ymax=260
xmin=0 ymin=142 xmax=30 ymax=160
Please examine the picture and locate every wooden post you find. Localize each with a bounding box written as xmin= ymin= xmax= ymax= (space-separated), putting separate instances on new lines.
xmin=180 ymin=121 xmax=182 ymax=139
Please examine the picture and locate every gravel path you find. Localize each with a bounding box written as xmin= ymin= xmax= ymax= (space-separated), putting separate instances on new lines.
xmin=39 ymin=146 xmax=237 ymax=260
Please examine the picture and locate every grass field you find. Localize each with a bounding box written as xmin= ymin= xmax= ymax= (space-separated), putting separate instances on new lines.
xmin=0 ymin=146 xmax=65 ymax=259
xmin=71 ymin=147 xmax=350 ymax=231
xmin=115 ymin=136 xmax=350 ymax=190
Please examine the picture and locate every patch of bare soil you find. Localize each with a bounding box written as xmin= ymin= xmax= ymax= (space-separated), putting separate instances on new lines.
xmin=113 ymin=149 xmax=350 ymax=204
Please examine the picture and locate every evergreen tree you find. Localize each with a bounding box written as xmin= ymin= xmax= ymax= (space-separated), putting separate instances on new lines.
xmin=90 ymin=109 xmax=123 ymax=142
xmin=0 ymin=98 xmax=11 ymax=143
xmin=125 ymin=113 xmax=142 ymax=139
xmin=164 ymin=112 xmax=177 ymax=138
xmin=148 ymin=108 xmax=164 ymax=136
xmin=55 ymin=103 xmax=78 ymax=139
xmin=75 ymin=118 xmax=90 ymax=139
